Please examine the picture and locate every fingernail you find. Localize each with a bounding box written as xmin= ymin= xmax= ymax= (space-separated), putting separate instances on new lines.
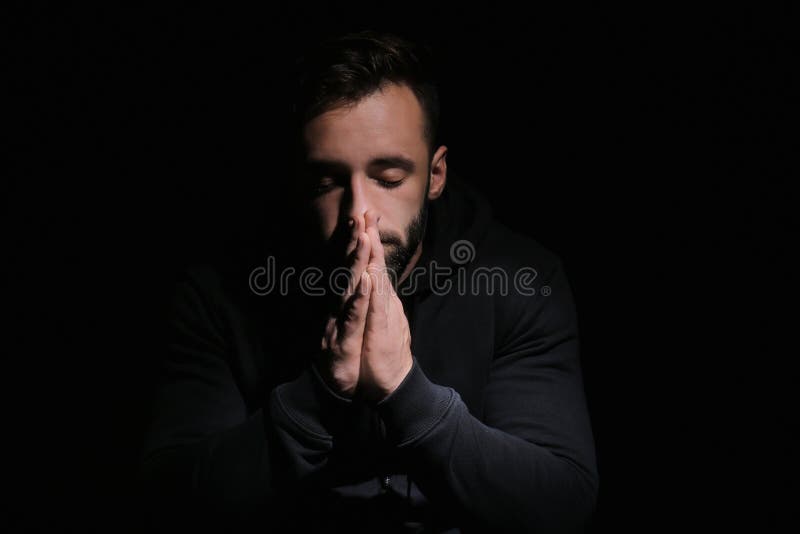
xmin=348 ymin=218 xmax=355 ymax=228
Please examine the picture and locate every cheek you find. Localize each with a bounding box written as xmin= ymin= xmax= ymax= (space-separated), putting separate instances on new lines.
xmin=375 ymin=188 xmax=423 ymax=233
xmin=311 ymin=195 xmax=341 ymax=240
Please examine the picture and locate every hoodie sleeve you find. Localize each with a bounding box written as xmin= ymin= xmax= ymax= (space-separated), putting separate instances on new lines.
xmin=374 ymin=258 xmax=599 ymax=533
xmin=138 ymin=269 xmax=357 ymax=531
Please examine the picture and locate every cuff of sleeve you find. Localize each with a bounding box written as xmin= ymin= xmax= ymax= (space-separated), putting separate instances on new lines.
xmin=375 ymin=357 xmax=455 ymax=447
xmin=271 ymin=363 xmax=353 ymax=439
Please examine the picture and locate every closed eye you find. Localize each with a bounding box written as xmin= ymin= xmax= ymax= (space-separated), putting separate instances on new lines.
xmin=374 ymin=177 xmax=405 ymax=189
xmin=313 ymin=178 xmax=337 ymax=194
xmin=309 ymin=174 xmax=404 ymax=195
xmin=310 ymin=174 xmax=347 ymax=195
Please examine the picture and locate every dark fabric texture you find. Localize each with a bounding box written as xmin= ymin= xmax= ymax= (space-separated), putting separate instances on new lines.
xmin=139 ymin=174 xmax=598 ymax=533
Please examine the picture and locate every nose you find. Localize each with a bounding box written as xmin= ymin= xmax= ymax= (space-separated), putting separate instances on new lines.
xmin=342 ymin=174 xmax=369 ymax=225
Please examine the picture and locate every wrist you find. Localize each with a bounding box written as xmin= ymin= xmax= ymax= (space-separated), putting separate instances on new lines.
xmin=374 ymin=357 xmax=456 ymax=447
xmin=311 ymin=355 xmax=357 ymax=400
xmin=362 ymin=354 xmax=415 ymax=404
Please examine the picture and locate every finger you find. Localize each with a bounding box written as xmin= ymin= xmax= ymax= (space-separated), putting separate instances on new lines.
xmin=344 ymin=217 xmax=357 ymax=258
xmin=342 ymin=231 xmax=371 ymax=306
xmin=365 ymin=211 xmax=398 ymax=296
xmin=364 ymin=210 xmax=386 ymax=269
xmin=344 ymin=215 xmax=365 ymax=259
xmin=339 ymin=271 xmax=371 ymax=343
xmin=342 ymin=214 xmax=366 ymax=293
xmin=321 ymin=315 xmax=336 ymax=351
xmin=366 ymin=263 xmax=389 ymax=331
xmin=364 ymin=208 xmax=395 ymax=293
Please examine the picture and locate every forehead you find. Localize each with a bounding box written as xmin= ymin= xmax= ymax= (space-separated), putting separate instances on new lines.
xmin=302 ymin=83 xmax=427 ymax=161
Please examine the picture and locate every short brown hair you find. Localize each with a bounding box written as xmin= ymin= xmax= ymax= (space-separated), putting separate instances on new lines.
xmin=290 ymin=30 xmax=441 ymax=159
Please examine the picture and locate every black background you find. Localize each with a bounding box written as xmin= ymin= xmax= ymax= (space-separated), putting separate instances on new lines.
xmin=6 ymin=4 xmax=796 ymax=532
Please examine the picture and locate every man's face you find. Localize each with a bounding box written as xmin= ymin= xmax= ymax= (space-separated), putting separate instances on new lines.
xmin=300 ymin=83 xmax=436 ymax=282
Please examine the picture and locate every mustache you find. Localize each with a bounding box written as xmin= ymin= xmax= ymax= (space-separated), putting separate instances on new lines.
xmin=379 ymin=232 xmax=403 ymax=248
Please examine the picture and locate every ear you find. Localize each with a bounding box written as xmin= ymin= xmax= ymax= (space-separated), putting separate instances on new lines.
xmin=427 ymin=145 xmax=448 ymax=200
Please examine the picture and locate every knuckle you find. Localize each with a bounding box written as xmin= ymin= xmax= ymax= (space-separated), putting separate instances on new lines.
xmin=339 ymin=338 xmax=360 ymax=356
xmin=342 ymin=304 xmax=359 ymax=323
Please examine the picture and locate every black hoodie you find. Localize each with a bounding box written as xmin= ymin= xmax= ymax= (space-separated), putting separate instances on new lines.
xmin=140 ymin=174 xmax=599 ymax=533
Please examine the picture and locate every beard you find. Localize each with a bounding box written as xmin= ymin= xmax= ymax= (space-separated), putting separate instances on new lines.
xmin=380 ymin=198 xmax=429 ymax=289
xmin=380 ymin=170 xmax=431 ymax=289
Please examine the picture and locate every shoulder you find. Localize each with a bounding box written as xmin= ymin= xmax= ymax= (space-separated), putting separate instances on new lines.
xmin=169 ymin=246 xmax=276 ymax=314
xmin=167 ymin=262 xmax=233 ymax=316
xmin=164 ymin=258 xmax=260 ymax=341
xmin=162 ymin=263 xmax=232 ymax=347
xmin=473 ymin=221 xmax=578 ymax=352
xmin=475 ymin=219 xmax=566 ymax=285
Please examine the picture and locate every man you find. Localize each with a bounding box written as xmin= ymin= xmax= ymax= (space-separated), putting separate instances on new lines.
xmin=140 ymin=30 xmax=598 ymax=532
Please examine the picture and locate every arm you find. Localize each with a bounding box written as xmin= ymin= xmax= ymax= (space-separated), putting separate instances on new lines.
xmin=138 ymin=269 xmax=358 ymax=530
xmin=374 ymin=259 xmax=599 ymax=533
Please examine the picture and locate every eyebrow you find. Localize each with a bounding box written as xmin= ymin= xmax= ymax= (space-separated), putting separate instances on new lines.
xmin=305 ymin=155 xmax=417 ymax=175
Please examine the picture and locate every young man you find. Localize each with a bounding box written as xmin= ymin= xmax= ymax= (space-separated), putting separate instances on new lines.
xmin=140 ymin=31 xmax=598 ymax=532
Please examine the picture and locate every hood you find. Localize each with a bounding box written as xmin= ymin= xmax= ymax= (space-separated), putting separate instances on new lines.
xmin=397 ymin=171 xmax=494 ymax=300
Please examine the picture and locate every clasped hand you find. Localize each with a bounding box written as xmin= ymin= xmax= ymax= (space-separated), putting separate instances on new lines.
xmin=314 ymin=210 xmax=414 ymax=403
